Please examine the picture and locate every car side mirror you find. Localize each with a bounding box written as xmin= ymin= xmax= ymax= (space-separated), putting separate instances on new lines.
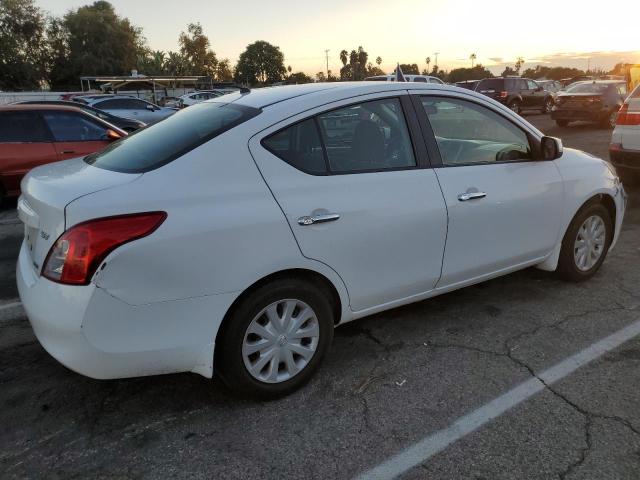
xmin=541 ymin=136 xmax=563 ymax=160
xmin=105 ymin=129 xmax=123 ymax=141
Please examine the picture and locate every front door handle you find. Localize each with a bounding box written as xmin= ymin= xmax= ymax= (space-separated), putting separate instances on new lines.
xmin=62 ymin=150 xmax=76 ymax=154
xmin=458 ymin=192 xmax=487 ymax=201
xmin=298 ymin=213 xmax=340 ymax=226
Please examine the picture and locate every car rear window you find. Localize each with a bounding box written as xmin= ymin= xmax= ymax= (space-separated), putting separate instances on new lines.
xmin=566 ymin=83 xmax=611 ymax=94
xmin=0 ymin=111 xmax=51 ymax=142
xmin=85 ymin=102 xmax=260 ymax=173
xmin=476 ymin=79 xmax=504 ymax=91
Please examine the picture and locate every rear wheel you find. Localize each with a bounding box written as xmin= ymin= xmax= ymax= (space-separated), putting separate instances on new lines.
xmin=215 ymin=278 xmax=334 ymax=398
xmin=542 ymin=97 xmax=554 ymax=114
xmin=508 ymin=100 xmax=521 ymax=114
xmin=556 ymin=120 xmax=569 ymax=127
xmin=557 ymin=202 xmax=613 ymax=282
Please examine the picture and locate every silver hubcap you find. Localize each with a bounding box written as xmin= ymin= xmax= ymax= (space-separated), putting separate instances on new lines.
xmin=574 ymin=215 xmax=606 ymax=271
xmin=510 ymin=103 xmax=519 ymax=112
xmin=242 ymin=299 xmax=319 ymax=383
xmin=546 ymin=100 xmax=553 ymax=112
xmin=609 ymin=112 xmax=616 ymax=127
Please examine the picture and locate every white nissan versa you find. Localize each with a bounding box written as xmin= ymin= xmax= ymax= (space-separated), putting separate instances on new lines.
xmin=17 ymin=82 xmax=626 ymax=397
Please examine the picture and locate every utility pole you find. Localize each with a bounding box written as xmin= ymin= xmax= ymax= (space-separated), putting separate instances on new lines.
xmin=433 ymin=52 xmax=440 ymax=72
xmin=587 ymin=58 xmax=591 ymax=73
xmin=325 ymin=49 xmax=330 ymax=79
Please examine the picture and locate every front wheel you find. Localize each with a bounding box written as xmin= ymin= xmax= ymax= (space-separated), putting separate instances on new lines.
xmin=215 ymin=278 xmax=334 ymax=398
xmin=542 ymin=98 xmax=554 ymax=114
xmin=601 ymin=110 xmax=617 ymax=129
xmin=557 ymin=202 xmax=613 ymax=282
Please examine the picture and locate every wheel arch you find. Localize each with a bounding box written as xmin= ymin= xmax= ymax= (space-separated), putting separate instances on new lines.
xmin=536 ymin=192 xmax=617 ymax=272
xmin=214 ymin=268 xmax=345 ymax=359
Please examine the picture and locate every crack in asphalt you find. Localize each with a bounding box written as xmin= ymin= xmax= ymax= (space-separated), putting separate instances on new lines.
xmin=423 ymin=304 xmax=640 ymax=480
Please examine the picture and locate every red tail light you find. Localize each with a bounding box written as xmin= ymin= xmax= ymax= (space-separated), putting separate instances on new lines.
xmin=499 ymin=91 xmax=508 ymax=98
xmin=42 ymin=212 xmax=167 ymax=285
xmin=616 ymin=103 xmax=640 ymax=125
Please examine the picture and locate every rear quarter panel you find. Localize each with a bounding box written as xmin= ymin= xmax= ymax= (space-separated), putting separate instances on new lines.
xmin=66 ymin=126 xmax=350 ymax=318
xmin=0 ymin=142 xmax=58 ymax=195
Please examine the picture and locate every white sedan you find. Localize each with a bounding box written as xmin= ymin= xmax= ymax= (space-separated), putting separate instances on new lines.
xmin=17 ymin=82 xmax=626 ymax=398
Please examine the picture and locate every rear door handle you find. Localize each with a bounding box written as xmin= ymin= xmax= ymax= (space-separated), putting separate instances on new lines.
xmin=62 ymin=150 xmax=76 ymax=154
xmin=458 ymin=192 xmax=487 ymax=201
xmin=298 ymin=213 xmax=340 ymax=225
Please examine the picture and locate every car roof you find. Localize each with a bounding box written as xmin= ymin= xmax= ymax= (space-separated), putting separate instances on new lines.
xmin=220 ymin=81 xmax=492 ymax=110
xmin=0 ymin=104 xmax=89 ymax=112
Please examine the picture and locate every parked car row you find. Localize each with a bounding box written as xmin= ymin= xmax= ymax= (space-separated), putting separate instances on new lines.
xmin=0 ymin=104 xmax=126 ymax=204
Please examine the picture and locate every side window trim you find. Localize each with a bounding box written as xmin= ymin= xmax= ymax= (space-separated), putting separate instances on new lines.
xmin=260 ymin=94 xmax=431 ymax=175
xmin=410 ymin=93 xmax=543 ymax=168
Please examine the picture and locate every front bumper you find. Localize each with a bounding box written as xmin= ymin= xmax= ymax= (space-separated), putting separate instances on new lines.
xmin=17 ymin=242 xmax=237 ymax=379
xmin=610 ymin=146 xmax=640 ymax=171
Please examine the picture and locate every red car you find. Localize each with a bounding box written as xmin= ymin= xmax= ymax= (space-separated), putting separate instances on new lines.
xmin=0 ymin=104 xmax=126 ymax=204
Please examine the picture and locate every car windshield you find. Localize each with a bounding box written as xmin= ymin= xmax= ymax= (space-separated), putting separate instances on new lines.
xmin=566 ymin=83 xmax=611 ymax=94
xmin=85 ymin=102 xmax=260 ymax=173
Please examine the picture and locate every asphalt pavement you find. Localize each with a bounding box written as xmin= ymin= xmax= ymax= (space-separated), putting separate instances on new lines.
xmin=1 ymin=114 xmax=639 ymax=479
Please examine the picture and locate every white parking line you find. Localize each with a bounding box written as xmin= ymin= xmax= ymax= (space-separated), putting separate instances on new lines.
xmin=355 ymin=319 xmax=640 ymax=480
xmin=0 ymin=301 xmax=22 ymax=312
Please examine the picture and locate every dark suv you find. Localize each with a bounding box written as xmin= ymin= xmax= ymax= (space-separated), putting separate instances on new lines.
xmin=474 ymin=77 xmax=554 ymax=114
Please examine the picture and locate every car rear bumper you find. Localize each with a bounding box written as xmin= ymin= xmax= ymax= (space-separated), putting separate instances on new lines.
xmin=17 ymin=242 xmax=238 ymax=380
xmin=609 ymin=146 xmax=640 ymax=170
xmin=551 ymin=108 xmax=608 ymax=122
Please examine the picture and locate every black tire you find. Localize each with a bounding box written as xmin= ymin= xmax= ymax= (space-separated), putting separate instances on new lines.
xmin=618 ymin=168 xmax=639 ymax=187
xmin=600 ymin=110 xmax=617 ymax=129
xmin=542 ymin=97 xmax=554 ymax=114
xmin=507 ymin=100 xmax=521 ymax=114
xmin=557 ymin=202 xmax=613 ymax=282
xmin=556 ymin=120 xmax=569 ymax=127
xmin=215 ymin=278 xmax=335 ymax=399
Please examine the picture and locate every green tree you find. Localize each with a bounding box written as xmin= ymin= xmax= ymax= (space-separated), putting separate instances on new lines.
xmin=287 ymin=71 xmax=312 ymax=84
xmin=179 ymin=22 xmax=218 ymax=77
xmin=0 ymin=0 xmax=49 ymax=90
xmin=514 ymin=56 xmax=524 ymax=75
xmin=164 ymin=51 xmax=189 ymax=76
xmin=501 ymin=66 xmax=517 ymax=77
xmin=470 ymin=53 xmax=477 ymax=68
xmin=50 ymin=1 xmax=145 ymax=89
xmin=448 ymin=64 xmax=493 ymax=83
xmin=425 ymin=57 xmax=431 ymax=73
xmin=234 ymin=40 xmax=286 ymax=85
xmin=215 ymin=58 xmax=233 ymax=81
xmin=376 ymin=56 xmax=382 ymax=67
xmin=339 ymin=46 xmax=370 ymax=80
xmin=398 ymin=63 xmax=420 ymax=75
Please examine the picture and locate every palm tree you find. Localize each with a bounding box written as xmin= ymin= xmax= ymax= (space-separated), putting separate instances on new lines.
xmin=376 ymin=56 xmax=382 ymax=66
xmin=425 ymin=57 xmax=431 ymax=73
xmin=515 ymin=56 xmax=524 ymax=74
xmin=339 ymin=50 xmax=348 ymax=66
xmin=470 ymin=53 xmax=477 ymax=68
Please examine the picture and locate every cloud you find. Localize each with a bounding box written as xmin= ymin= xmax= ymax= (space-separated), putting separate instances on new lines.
xmin=488 ymin=57 xmax=503 ymax=63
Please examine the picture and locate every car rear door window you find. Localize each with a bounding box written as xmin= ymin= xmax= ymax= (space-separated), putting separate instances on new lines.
xmin=42 ymin=111 xmax=109 ymax=142
xmin=262 ymin=119 xmax=326 ymax=174
xmin=421 ymin=97 xmax=531 ymax=165
xmin=0 ymin=111 xmax=51 ymax=142
xmin=527 ymin=80 xmax=538 ymax=90
xmin=316 ymin=98 xmax=416 ymax=173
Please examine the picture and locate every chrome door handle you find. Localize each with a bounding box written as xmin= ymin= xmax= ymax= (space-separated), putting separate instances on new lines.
xmin=458 ymin=192 xmax=487 ymax=201
xmin=298 ymin=213 xmax=340 ymax=225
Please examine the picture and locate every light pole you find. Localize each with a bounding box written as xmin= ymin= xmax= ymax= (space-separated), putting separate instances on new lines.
xmin=433 ymin=52 xmax=440 ymax=73
xmin=325 ymin=49 xmax=330 ymax=79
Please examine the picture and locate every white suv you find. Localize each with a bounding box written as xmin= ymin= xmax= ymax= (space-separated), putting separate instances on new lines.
xmin=17 ymin=82 xmax=626 ymax=398
xmin=610 ymin=83 xmax=640 ymax=184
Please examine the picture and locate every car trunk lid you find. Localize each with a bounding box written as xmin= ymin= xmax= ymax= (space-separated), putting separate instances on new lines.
xmin=556 ymin=93 xmax=603 ymax=109
xmin=18 ymin=157 xmax=142 ymax=273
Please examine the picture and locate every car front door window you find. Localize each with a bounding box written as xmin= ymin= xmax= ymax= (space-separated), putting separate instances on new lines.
xmin=42 ymin=111 xmax=108 ymax=141
xmin=421 ymin=97 xmax=531 ymax=165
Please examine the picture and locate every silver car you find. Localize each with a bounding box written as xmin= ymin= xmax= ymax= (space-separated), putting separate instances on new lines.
xmin=76 ymin=95 xmax=175 ymax=125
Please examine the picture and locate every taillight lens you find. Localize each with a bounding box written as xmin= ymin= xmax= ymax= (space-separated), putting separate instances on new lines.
xmin=42 ymin=212 xmax=167 ymax=285
xmin=616 ymin=103 xmax=640 ymax=125
xmin=499 ymin=91 xmax=508 ymax=98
